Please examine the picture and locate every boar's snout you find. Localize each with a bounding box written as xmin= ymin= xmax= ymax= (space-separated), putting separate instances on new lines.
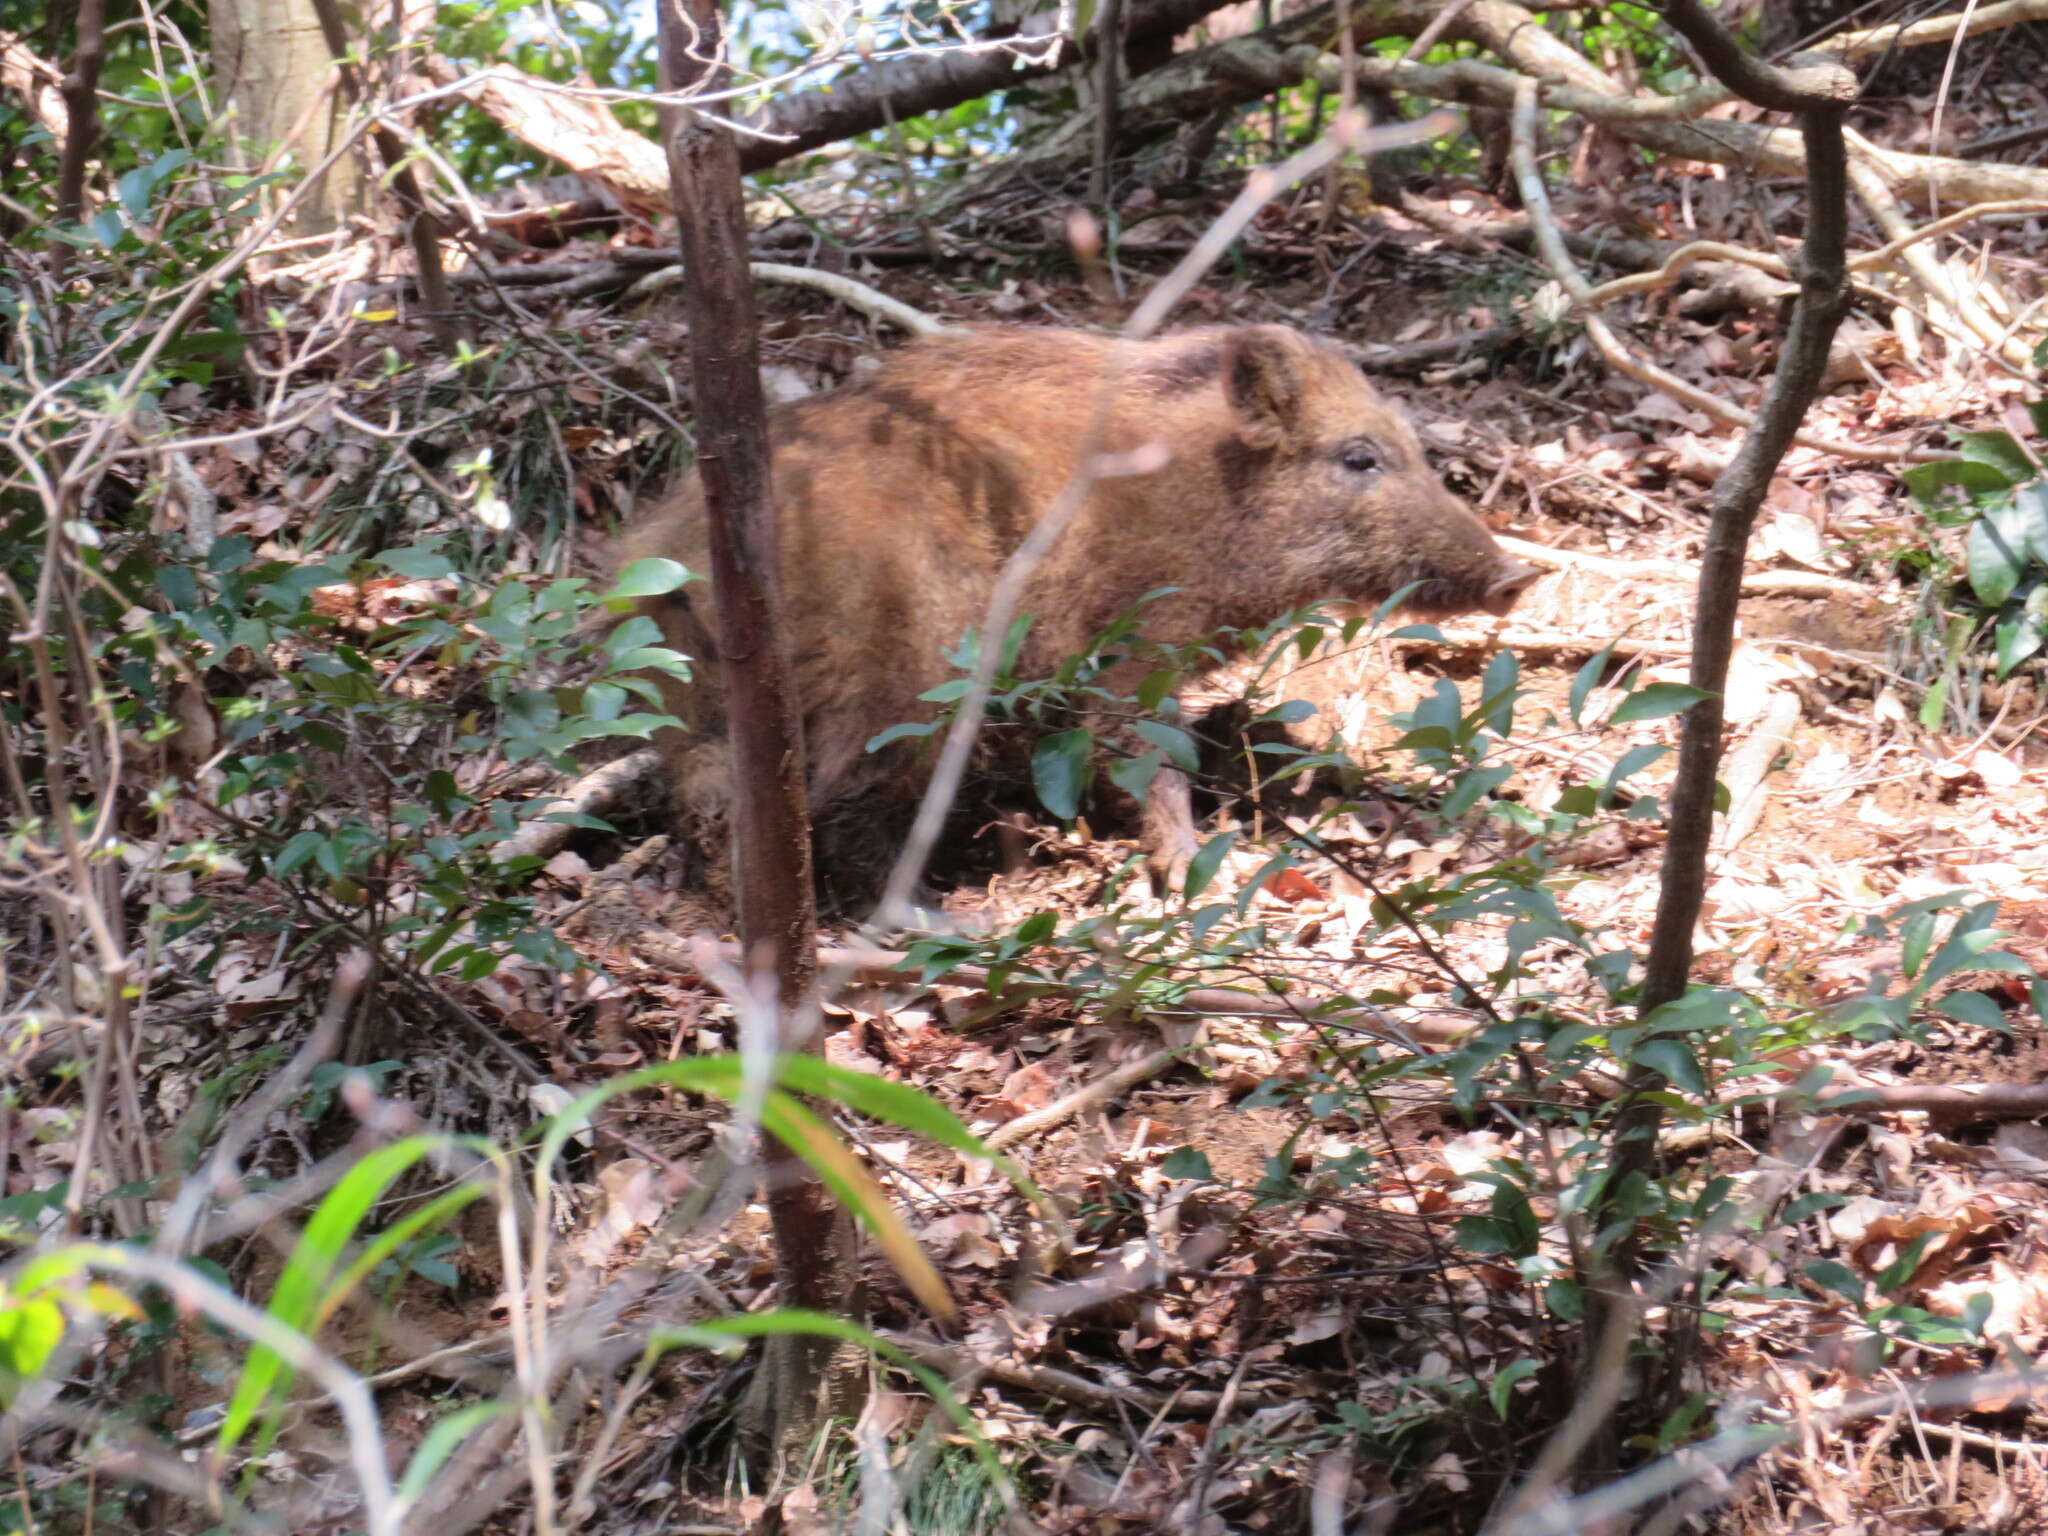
xmin=1483 ymin=561 xmax=1539 ymax=617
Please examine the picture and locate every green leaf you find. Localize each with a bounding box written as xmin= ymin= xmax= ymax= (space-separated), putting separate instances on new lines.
xmin=2016 ymin=481 xmax=2048 ymax=563
xmin=1456 ymin=1214 xmax=1514 ymax=1256
xmin=1013 ymin=910 xmax=1057 ymax=946
xmin=607 ymin=557 xmax=691 ymax=599
xmin=1995 ymin=598 xmax=2048 ymax=677
xmin=156 ymin=563 xmax=201 ymax=611
xmin=1545 ymin=1278 xmax=1584 ymax=1321
xmin=1919 ymin=675 xmax=1950 ymax=732
xmin=1781 ymin=1191 xmax=1848 ymax=1223
xmin=1135 ymin=668 xmax=1180 ymax=712
xmin=376 ymin=547 xmax=455 ymax=580
xmin=1959 ymin=430 xmax=2036 ymax=485
xmin=1257 ymin=699 xmax=1317 ymax=725
xmin=398 ymin=1402 xmax=514 ymax=1506
xmin=1900 ymin=458 xmax=2015 ymax=508
xmin=1631 ymin=1037 xmax=1707 ymax=1097
xmin=1161 ymin=1146 xmax=1215 ymax=1181
xmin=1602 ymin=742 xmax=1670 ymax=798
xmin=1901 ymin=910 xmax=1936 ymax=978
xmin=1489 ymin=1358 xmax=1540 ymax=1419
xmin=865 ymin=720 xmax=939 ymax=753
xmin=1184 ymin=830 xmax=1236 ymax=900
xmin=1439 ymin=763 xmax=1513 ymax=821
xmin=117 ymin=164 xmax=157 ymax=220
xmin=0 ymin=1296 xmax=64 ymax=1399
xmin=1803 ymin=1259 xmax=1865 ymax=1304
xmin=1968 ymin=506 xmax=2030 ymax=607
xmin=1610 ymin=683 xmax=1714 ymax=725
xmin=1130 ymin=719 xmax=1199 ymax=772
xmin=1032 ymin=728 xmax=1093 ymax=821
xmin=271 ymin=830 xmax=326 ymax=878
xmin=1106 ymin=749 xmax=1162 ymax=801
xmin=1936 ymin=991 xmax=2007 ymax=1029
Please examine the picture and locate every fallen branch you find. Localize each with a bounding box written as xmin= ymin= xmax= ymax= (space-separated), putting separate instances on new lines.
xmin=499 ymin=748 xmax=661 ymax=865
xmin=624 ymin=934 xmax=1477 ymax=1049
xmin=421 ymin=56 xmax=670 ymax=207
xmin=739 ymin=0 xmax=1231 ymax=173
xmin=1826 ymin=0 xmax=2048 ymax=61
xmin=1496 ymin=535 xmax=1876 ymax=601
xmin=1815 ymin=1079 xmax=2048 ymax=1120
xmin=0 ymin=31 xmax=66 ymax=138
xmin=1508 ymin=93 xmax=1936 ymax=466
xmin=984 ymin=1048 xmax=1180 ymax=1152
xmin=879 ymin=1329 xmax=1269 ymax=1417
xmin=1715 ymin=687 xmax=1802 ymax=852
xmin=629 ymin=261 xmax=952 ymax=334
xmin=428 ymin=0 xmax=1230 ymax=204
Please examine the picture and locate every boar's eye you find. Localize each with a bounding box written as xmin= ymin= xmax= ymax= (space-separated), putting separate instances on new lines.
xmin=1338 ymin=441 xmax=1381 ymax=475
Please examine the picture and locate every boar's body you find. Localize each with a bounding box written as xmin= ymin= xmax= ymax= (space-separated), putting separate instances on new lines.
xmin=626 ymin=323 xmax=1532 ymax=890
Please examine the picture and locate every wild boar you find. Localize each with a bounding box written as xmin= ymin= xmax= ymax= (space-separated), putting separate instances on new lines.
xmin=624 ymin=322 xmax=1535 ymax=898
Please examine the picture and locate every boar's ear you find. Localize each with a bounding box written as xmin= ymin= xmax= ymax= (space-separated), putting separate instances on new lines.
xmin=1224 ymin=326 xmax=1303 ymax=450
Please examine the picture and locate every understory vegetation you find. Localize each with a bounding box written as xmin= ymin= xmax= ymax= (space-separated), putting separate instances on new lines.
xmin=8 ymin=1 xmax=2048 ymax=1533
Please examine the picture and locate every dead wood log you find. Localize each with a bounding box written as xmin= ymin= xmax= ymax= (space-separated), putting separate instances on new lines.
xmin=427 ymin=0 xmax=1229 ymax=207
xmin=498 ymin=748 xmax=661 ymax=865
xmin=934 ymin=0 xmax=2048 ymax=231
xmin=0 ymin=31 xmax=66 ymax=138
xmin=421 ymin=54 xmax=670 ymax=207
xmin=741 ymin=0 xmax=1231 ymax=173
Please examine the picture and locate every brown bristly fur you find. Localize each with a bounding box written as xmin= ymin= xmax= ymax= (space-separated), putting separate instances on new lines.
xmin=624 ymin=323 xmax=1535 ymax=896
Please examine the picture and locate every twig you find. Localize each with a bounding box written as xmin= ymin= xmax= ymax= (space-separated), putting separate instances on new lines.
xmin=1580 ymin=239 xmax=1790 ymax=308
xmin=1853 ymin=197 xmax=2048 ymax=268
xmin=629 ymin=937 xmax=1475 ymax=1049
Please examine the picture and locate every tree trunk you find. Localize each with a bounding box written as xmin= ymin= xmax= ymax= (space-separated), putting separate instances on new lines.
xmin=655 ymin=0 xmax=867 ymax=1478
xmin=210 ymin=0 xmax=360 ymax=234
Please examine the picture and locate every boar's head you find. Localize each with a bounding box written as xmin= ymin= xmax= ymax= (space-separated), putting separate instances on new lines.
xmin=1214 ymin=325 xmax=1535 ymax=619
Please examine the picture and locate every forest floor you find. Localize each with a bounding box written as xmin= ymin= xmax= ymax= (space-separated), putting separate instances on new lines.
xmin=115 ymin=169 xmax=2048 ymax=1533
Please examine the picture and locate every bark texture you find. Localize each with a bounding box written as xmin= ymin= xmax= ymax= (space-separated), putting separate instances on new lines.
xmin=211 ymin=0 xmax=361 ymax=232
xmin=656 ymin=0 xmax=865 ymax=1474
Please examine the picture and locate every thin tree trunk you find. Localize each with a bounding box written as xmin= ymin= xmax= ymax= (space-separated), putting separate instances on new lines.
xmin=304 ymin=0 xmax=460 ymax=349
xmin=211 ymin=0 xmax=360 ymax=234
xmin=1570 ymin=0 xmax=1856 ymax=1480
xmin=655 ymin=0 xmax=865 ymax=1476
xmin=1091 ymin=0 xmax=1128 ymax=202
xmin=53 ymin=0 xmax=104 ymax=232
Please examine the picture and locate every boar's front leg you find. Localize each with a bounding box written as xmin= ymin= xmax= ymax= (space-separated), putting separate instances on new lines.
xmin=658 ymin=736 xmax=737 ymax=908
xmin=1140 ymin=765 xmax=1202 ymax=895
